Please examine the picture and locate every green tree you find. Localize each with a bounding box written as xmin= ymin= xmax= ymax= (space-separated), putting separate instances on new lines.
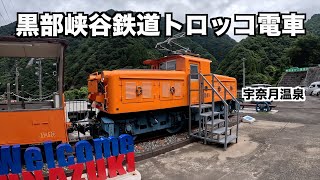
xmin=286 ymin=34 xmax=320 ymax=67
xmin=64 ymin=87 xmax=88 ymax=100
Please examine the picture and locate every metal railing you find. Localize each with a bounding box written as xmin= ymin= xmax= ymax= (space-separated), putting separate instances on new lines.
xmin=0 ymin=83 xmax=57 ymax=111
xmin=65 ymin=99 xmax=97 ymax=141
xmin=201 ymin=74 xmax=229 ymax=148
xmin=188 ymin=73 xmax=240 ymax=150
xmin=211 ymin=74 xmax=240 ymax=146
xmin=65 ymin=99 xmax=93 ymax=122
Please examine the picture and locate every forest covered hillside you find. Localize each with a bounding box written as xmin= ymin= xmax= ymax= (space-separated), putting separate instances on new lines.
xmin=0 ymin=10 xmax=236 ymax=94
xmin=1 ymin=11 xmax=320 ymax=95
xmin=217 ymin=14 xmax=320 ymax=87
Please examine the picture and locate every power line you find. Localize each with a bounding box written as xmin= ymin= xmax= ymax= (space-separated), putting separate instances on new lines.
xmin=0 ymin=0 xmax=11 ymax=23
xmin=8 ymin=0 xmax=16 ymax=12
xmin=0 ymin=12 xmax=7 ymax=24
xmin=8 ymin=0 xmax=17 ymax=23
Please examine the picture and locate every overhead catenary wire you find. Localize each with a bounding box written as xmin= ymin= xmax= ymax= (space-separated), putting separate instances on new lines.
xmin=8 ymin=0 xmax=16 ymax=13
xmin=7 ymin=0 xmax=17 ymax=26
xmin=0 ymin=12 xmax=7 ymax=24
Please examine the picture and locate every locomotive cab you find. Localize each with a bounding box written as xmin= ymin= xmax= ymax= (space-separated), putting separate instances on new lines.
xmin=143 ymin=55 xmax=215 ymax=105
xmin=143 ymin=54 xmax=210 ymax=74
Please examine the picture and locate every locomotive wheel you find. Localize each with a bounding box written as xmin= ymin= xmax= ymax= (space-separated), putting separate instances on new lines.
xmin=220 ymin=103 xmax=233 ymax=115
xmin=166 ymin=113 xmax=185 ymax=134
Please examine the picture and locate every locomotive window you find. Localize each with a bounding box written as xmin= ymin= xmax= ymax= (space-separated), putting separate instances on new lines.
xmin=159 ymin=60 xmax=176 ymax=70
xmin=190 ymin=64 xmax=199 ymax=80
xmin=160 ymin=62 xmax=166 ymax=70
xmin=166 ymin=60 xmax=176 ymax=70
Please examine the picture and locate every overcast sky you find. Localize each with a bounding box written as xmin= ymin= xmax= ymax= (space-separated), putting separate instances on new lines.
xmin=0 ymin=0 xmax=319 ymax=41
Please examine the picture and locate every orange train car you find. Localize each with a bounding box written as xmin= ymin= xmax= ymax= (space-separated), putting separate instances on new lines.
xmin=0 ymin=37 xmax=68 ymax=146
xmin=87 ymin=54 xmax=237 ymax=137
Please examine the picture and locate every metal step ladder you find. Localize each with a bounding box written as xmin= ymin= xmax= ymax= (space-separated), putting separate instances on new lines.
xmin=188 ymin=73 xmax=240 ymax=150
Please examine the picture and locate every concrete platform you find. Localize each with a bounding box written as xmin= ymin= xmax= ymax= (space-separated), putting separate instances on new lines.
xmin=67 ymin=170 xmax=141 ymax=180
xmin=136 ymin=96 xmax=320 ymax=180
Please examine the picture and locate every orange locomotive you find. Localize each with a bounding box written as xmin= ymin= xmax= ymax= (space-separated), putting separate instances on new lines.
xmin=87 ymin=54 xmax=237 ymax=137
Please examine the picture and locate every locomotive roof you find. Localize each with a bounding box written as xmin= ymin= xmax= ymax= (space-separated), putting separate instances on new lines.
xmin=143 ymin=54 xmax=212 ymax=65
xmin=0 ymin=36 xmax=67 ymax=58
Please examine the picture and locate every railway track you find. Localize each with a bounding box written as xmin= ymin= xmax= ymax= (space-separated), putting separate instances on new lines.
xmin=69 ymin=114 xmax=239 ymax=145
xmin=67 ymin=114 xmax=240 ymax=161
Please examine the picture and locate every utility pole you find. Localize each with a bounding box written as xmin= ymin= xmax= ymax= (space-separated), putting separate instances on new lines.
xmin=15 ymin=60 xmax=19 ymax=102
xmin=27 ymin=58 xmax=44 ymax=100
xmin=242 ymin=58 xmax=246 ymax=88
xmin=38 ymin=59 xmax=43 ymax=100
xmin=7 ymin=83 xmax=11 ymax=110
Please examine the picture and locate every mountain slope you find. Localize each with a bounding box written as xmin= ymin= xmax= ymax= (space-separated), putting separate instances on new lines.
xmin=217 ymin=13 xmax=320 ymax=87
xmin=306 ymin=14 xmax=320 ymax=36
xmin=190 ymin=28 xmax=237 ymax=62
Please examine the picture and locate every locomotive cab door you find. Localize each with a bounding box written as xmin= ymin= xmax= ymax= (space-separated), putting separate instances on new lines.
xmin=189 ymin=61 xmax=200 ymax=104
